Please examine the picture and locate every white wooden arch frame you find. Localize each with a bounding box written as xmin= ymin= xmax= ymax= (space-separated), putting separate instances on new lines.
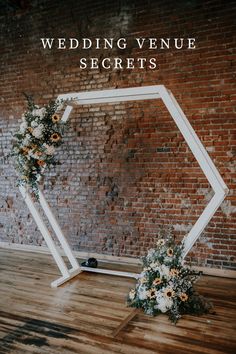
xmin=19 ymin=85 xmax=228 ymax=287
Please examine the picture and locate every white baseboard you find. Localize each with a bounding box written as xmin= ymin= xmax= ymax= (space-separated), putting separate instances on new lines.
xmin=0 ymin=241 xmax=235 ymax=279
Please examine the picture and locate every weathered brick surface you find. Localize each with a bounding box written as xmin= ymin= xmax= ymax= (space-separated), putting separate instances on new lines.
xmin=0 ymin=0 xmax=235 ymax=269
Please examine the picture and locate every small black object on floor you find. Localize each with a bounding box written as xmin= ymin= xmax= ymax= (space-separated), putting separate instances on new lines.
xmin=81 ymin=258 xmax=98 ymax=268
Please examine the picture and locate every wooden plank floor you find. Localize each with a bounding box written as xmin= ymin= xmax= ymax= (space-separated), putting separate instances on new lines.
xmin=0 ymin=248 xmax=235 ymax=354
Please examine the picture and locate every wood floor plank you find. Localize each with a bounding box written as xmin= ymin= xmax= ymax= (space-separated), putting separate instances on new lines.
xmin=0 ymin=248 xmax=235 ymax=354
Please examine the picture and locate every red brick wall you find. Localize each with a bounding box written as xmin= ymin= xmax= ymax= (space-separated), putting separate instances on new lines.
xmin=0 ymin=0 xmax=235 ymax=269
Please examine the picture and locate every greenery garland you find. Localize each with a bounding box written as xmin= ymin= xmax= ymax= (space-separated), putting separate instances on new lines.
xmin=127 ymin=235 xmax=212 ymax=324
xmin=11 ymin=96 xmax=68 ymax=198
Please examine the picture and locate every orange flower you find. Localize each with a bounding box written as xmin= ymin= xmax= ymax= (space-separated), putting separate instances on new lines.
xmin=21 ymin=147 xmax=29 ymax=154
xmin=167 ymin=248 xmax=174 ymax=257
xmin=129 ymin=289 xmax=136 ymax=300
xmin=156 ymin=239 xmax=165 ymax=246
xmin=28 ymin=127 xmax=33 ymax=133
xmin=179 ymin=293 xmax=188 ymax=302
xmin=147 ymin=288 xmax=156 ymax=299
xmin=153 ymin=277 xmax=162 ymax=286
xmin=50 ymin=132 xmax=61 ymax=142
xmin=37 ymin=160 xmax=45 ymax=167
xmin=52 ymin=114 xmax=60 ymax=123
xmin=170 ymin=268 xmax=179 ymax=277
xmin=164 ymin=288 xmax=175 ymax=298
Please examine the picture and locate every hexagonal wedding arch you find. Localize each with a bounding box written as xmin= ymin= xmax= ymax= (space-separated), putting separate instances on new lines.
xmin=19 ymin=85 xmax=228 ymax=288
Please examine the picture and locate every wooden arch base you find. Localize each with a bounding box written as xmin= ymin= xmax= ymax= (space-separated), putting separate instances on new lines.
xmin=19 ymin=85 xmax=228 ymax=287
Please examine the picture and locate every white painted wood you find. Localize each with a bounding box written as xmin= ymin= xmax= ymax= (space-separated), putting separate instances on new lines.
xmin=163 ymin=88 xmax=228 ymax=192
xmin=167 ymin=90 xmax=228 ymax=191
xmin=19 ymin=186 xmax=70 ymax=278
xmin=50 ymin=266 xmax=138 ymax=287
xmin=19 ymin=186 xmax=81 ymax=286
xmin=19 ymin=85 xmax=228 ymax=287
xmin=59 ymin=94 xmax=160 ymax=105
xmin=80 ymin=267 xmax=139 ymax=279
xmin=57 ymin=86 xmax=161 ymax=104
xmin=157 ymin=86 xmax=229 ymax=256
xmin=61 ymin=105 xmax=73 ymax=122
xmin=51 ymin=267 xmax=82 ymax=288
xmin=38 ymin=188 xmax=80 ymax=269
xmin=182 ymin=193 xmax=226 ymax=257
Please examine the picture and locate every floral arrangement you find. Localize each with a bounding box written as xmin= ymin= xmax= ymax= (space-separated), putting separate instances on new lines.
xmin=11 ymin=95 xmax=67 ymax=198
xmin=127 ymin=235 xmax=212 ymax=323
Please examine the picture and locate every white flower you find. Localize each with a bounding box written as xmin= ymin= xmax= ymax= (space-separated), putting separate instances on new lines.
xmin=28 ymin=150 xmax=33 ymax=157
xmin=56 ymin=101 xmax=64 ymax=111
xmin=159 ymin=264 xmax=170 ymax=278
xmin=20 ymin=121 xmax=28 ymax=133
xmin=129 ymin=289 xmax=135 ymax=300
xmin=138 ymin=286 xmax=148 ymax=300
xmin=139 ymin=277 xmax=147 ymax=285
xmin=46 ymin=145 xmax=55 ymax=155
xmin=22 ymin=134 xmax=31 ymax=146
xmin=32 ymin=107 xmax=46 ymax=119
xmin=32 ymin=124 xmax=44 ymax=139
xmin=31 ymin=120 xmax=39 ymax=128
xmin=149 ymin=261 xmax=159 ymax=270
xmin=156 ymin=298 xmax=173 ymax=313
xmin=155 ymin=290 xmax=173 ymax=313
xmin=164 ymin=256 xmax=172 ymax=263
xmin=43 ymin=143 xmax=55 ymax=155
xmin=147 ymin=248 xmax=155 ymax=258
